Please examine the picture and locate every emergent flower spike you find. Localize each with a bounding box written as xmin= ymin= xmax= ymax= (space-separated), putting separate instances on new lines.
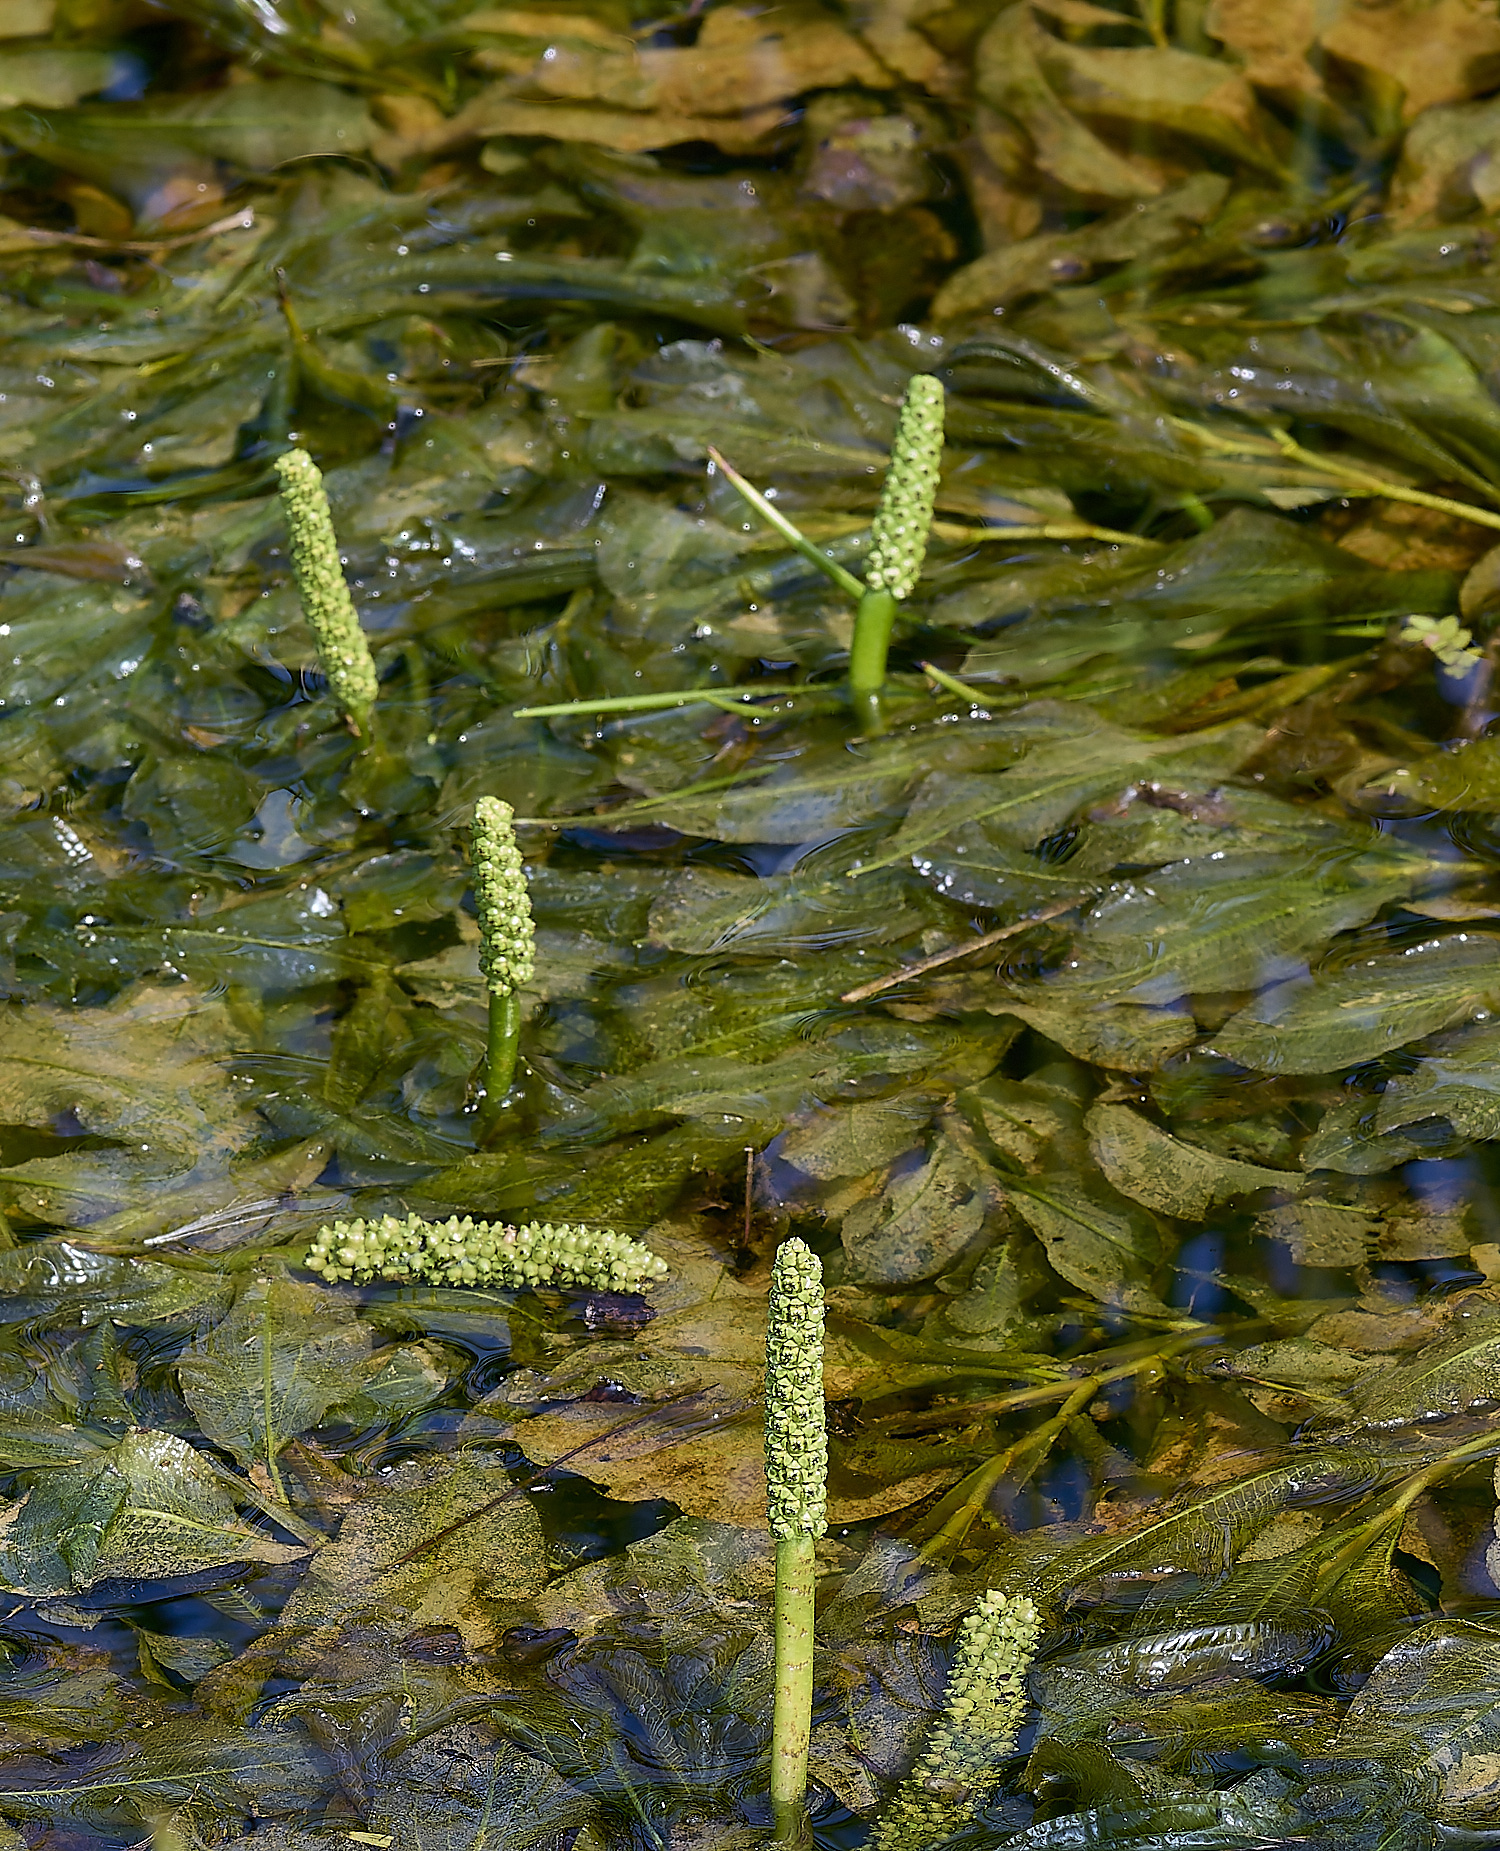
xmin=472 ymin=796 xmax=535 ymax=1000
xmin=869 ymin=1588 xmax=1042 ymax=1850
xmin=303 ymin=1213 xmax=668 ymax=1292
xmin=863 ymin=374 xmax=945 ymax=601
xmin=764 ymin=1235 xmax=828 ymax=1540
xmin=274 ymin=448 xmax=379 ymax=734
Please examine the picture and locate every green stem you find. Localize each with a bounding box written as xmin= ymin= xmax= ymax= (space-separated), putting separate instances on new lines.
xmin=707 ymin=446 xmax=868 ymax=602
xmin=771 ymin=1532 xmax=817 ymax=1844
xmin=485 ymin=990 xmax=520 ymax=1105
xmin=849 ymin=588 xmax=899 ymax=734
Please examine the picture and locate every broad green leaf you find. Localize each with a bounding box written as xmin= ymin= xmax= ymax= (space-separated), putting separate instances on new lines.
xmin=1212 ymin=935 xmax=1500 ymax=1074
xmin=1376 ymin=1018 xmax=1500 ymax=1140
xmin=1086 ymin=1101 xmax=1301 ymax=1218
xmin=644 ymin=863 xmax=942 ymax=954
xmin=1003 ymin=1173 xmax=1169 ymax=1316
xmin=0 ymin=1430 xmax=304 ymax=1595
xmin=0 ymin=983 xmax=258 ymax=1169
xmin=1343 ymin=1305 xmax=1500 ymax=1429
xmin=1053 ymin=848 xmax=1426 ymax=1005
xmin=0 ymin=1241 xmax=229 ymax=1326
xmin=841 ymin=1120 xmax=996 ymax=1285
xmin=0 ymin=1716 xmax=325 ymax=1824
xmin=279 ymin=1453 xmax=550 ymax=1648
xmin=1335 ymin=1620 xmax=1500 ymax=1824
xmin=1005 ymin=1447 xmax=1388 ymax=1608
xmin=177 ymin=1267 xmax=374 ymax=1486
xmin=778 ymin=1097 xmax=936 ymax=1180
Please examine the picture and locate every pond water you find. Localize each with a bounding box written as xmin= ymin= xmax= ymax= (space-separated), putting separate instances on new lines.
xmin=2 ymin=2 xmax=1500 ymax=1846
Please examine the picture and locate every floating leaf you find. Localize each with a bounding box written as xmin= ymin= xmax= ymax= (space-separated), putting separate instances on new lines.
xmin=1213 ymin=936 xmax=1500 ymax=1075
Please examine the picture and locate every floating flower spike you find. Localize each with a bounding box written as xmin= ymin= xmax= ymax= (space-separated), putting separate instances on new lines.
xmin=869 ymin=1588 xmax=1042 ymax=1850
xmin=304 ymin=1213 xmax=668 ymax=1292
xmin=274 ymin=448 xmax=379 ymax=735
xmin=472 ymin=795 xmax=534 ymax=1107
xmin=765 ymin=1236 xmax=827 ymax=1843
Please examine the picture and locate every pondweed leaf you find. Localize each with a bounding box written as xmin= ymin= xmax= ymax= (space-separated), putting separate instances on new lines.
xmin=1053 ymin=847 xmax=1430 ymax=1004
xmin=1212 ymin=934 xmax=1500 ymax=1074
xmin=1085 ymin=1102 xmax=1301 ymax=1219
xmin=177 ymin=1266 xmax=374 ymax=1488
xmin=0 ymin=1429 xmax=304 ymax=1596
xmin=1003 ymin=1173 xmax=1170 ymax=1317
xmin=278 ymin=1453 xmax=550 ymax=1647
xmin=1375 ymin=1017 xmax=1500 ymax=1140
xmin=1334 ymin=1620 xmax=1500 ymax=1825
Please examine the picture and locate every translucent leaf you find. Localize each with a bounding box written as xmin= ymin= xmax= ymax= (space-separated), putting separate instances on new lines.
xmin=1004 ymin=1173 xmax=1169 ymax=1316
xmin=279 ymin=1453 xmax=550 ymax=1649
xmin=841 ymin=1120 xmax=996 ymax=1285
xmin=1336 ymin=1619 xmax=1500 ymax=1824
xmin=0 ymin=1430 xmax=304 ymax=1595
xmin=177 ymin=1267 xmax=374 ymax=1484
xmin=1054 ymin=848 xmax=1427 ymax=1005
xmin=1343 ymin=1304 xmax=1500 ymax=1429
xmin=1212 ymin=936 xmax=1500 ymax=1075
xmin=1086 ymin=1102 xmax=1301 ymax=1219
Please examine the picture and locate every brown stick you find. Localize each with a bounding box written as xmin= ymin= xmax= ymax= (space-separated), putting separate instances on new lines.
xmin=840 ymin=894 xmax=1083 ymax=1003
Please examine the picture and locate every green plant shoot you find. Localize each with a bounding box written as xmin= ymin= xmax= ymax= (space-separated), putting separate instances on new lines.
xmin=850 ymin=374 xmax=945 ymax=732
xmin=273 ymin=448 xmax=379 ymax=736
xmin=764 ymin=1236 xmax=827 ymax=1843
xmin=472 ymin=795 xmax=535 ymax=1108
xmin=869 ymin=1588 xmax=1042 ymax=1849
xmin=713 ymin=374 xmax=944 ymax=734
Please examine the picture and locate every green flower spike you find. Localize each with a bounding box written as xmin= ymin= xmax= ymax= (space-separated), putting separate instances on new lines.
xmin=472 ymin=796 xmax=534 ymax=1108
xmin=765 ymin=1236 xmax=827 ymax=1843
xmin=303 ymin=1213 xmax=668 ymax=1292
xmin=869 ymin=1588 xmax=1042 ymax=1850
xmin=274 ymin=448 xmax=379 ymax=735
xmin=849 ymin=374 xmax=945 ymax=733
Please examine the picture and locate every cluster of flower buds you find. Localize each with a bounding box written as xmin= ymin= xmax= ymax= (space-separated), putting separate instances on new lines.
xmin=303 ymin=1213 xmax=668 ymax=1291
xmin=870 ymin=1588 xmax=1042 ymax=1849
xmin=862 ymin=375 xmax=945 ymax=601
xmin=764 ymin=1237 xmax=828 ymax=1541
xmin=274 ymin=448 xmax=379 ymax=733
xmin=472 ymin=796 xmax=535 ymax=998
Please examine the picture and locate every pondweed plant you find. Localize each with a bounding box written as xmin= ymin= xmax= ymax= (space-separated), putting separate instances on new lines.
xmin=514 ymin=375 xmax=945 ymax=736
xmin=471 ymin=795 xmax=535 ymax=1110
xmin=273 ymin=449 xmax=379 ymax=736
xmin=764 ymin=1236 xmax=827 ymax=1843
xmin=869 ymin=1589 xmax=1042 ymax=1850
xmin=699 ymin=377 xmax=944 ymax=735
xmin=303 ymin=1212 xmax=668 ymax=1290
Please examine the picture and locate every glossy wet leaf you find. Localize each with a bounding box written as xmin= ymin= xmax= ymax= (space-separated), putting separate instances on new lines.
xmin=0 ymin=1429 xmax=305 ymax=1595
xmin=177 ymin=1267 xmax=374 ymax=1484
xmin=1213 ymin=935 xmax=1500 ymax=1075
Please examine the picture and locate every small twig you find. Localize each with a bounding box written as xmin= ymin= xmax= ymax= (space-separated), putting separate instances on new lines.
xmin=840 ymin=895 xmax=1084 ymax=1003
xmin=512 ymin=683 xmax=807 ymax=719
xmin=918 ymin=660 xmax=994 ymax=705
xmin=4 ymin=208 xmax=255 ymax=256
xmin=743 ymin=1146 xmax=756 ymax=1247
